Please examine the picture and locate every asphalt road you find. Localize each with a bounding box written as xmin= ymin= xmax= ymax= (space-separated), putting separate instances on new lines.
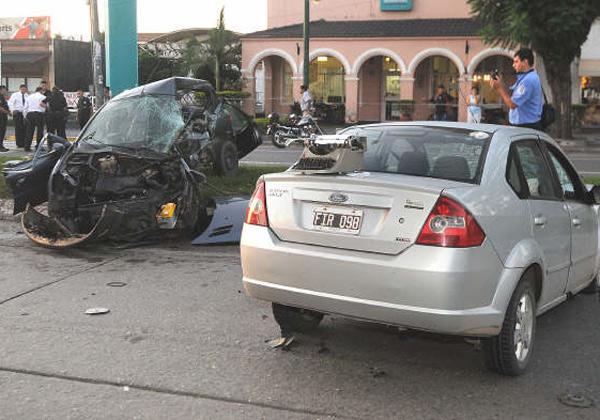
xmin=242 ymin=144 xmax=600 ymax=176
xmin=0 ymin=219 xmax=599 ymax=419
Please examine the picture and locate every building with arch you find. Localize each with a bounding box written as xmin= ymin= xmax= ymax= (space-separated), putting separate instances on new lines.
xmin=241 ymin=0 xmax=519 ymax=123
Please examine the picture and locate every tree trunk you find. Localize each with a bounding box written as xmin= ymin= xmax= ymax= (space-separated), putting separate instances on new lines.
xmin=544 ymin=58 xmax=573 ymax=139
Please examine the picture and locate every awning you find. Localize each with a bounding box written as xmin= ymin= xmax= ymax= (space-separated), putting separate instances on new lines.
xmin=580 ymin=59 xmax=600 ymax=77
xmin=1 ymin=51 xmax=50 ymax=64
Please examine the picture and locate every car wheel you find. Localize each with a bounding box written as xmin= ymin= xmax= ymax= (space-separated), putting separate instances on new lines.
xmin=213 ymin=139 xmax=238 ymax=176
xmin=582 ymin=273 xmax=599 ymax=294
xmin=483 ymin=275 xmax=536 ymax=376
xmin=272 ymin=303 xmax=324 ymax=334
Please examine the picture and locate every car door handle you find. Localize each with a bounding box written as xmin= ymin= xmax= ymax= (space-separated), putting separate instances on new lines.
xmin=572 ymin=218 xmax=581 ymax=227
xmin=533 ymin=215 xmax=547 ymax=226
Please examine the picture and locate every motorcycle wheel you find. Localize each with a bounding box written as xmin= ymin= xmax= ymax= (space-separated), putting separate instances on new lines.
xmin=270 ymin=131 xmax=287 ymax=148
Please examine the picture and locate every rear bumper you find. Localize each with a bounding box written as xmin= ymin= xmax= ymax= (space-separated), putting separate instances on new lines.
xmin=241 ymin=225 xmax=523 ymax=337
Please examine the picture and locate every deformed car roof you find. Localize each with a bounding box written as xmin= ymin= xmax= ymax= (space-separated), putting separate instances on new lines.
xmin=113 ymin=77 xmax=214 ymax=100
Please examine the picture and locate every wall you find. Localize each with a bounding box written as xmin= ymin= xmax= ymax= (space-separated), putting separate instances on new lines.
xmin=268 ymin=0 xmax=472 ymax=28
xmin=359 ymin=57 xmax=382 ymax=121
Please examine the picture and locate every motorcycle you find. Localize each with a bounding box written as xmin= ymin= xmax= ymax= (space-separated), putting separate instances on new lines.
xmin=265 ymin=112 xmax=323 ymax=148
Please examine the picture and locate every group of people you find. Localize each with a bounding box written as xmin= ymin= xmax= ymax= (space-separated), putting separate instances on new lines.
xmin=298 ymin=48 xmax=543 ymax=130
xmin=0 ymin=81 xmax=68 ymax=152
xmin=0 ymin=82 xmax=106 ymax=153
xmin=430 ymin=48 xmax=544 ymax=129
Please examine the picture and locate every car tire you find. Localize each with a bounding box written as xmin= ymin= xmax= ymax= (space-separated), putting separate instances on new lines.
xmin=482 ymin=275 xmax=536 ymax=376
xmin=272 ymin=303 xmax=324 ymax=334
xmin=213 ymin=139 xmax=238 ymax=176
xmin=581 ymin=273 xmax=599 ymax=294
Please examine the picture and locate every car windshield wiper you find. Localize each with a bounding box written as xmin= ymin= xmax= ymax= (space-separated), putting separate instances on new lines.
xmin=78 ymin=131 xmax=107 ymax=149
xmin=80 ymin=130 xmax=97 ymax=143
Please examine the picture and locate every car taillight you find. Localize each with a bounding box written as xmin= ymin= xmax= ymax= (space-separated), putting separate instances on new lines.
xmin=416 ymin=196 xmax=485 ymax=248
xmin=245 ymin=180 xmax=268 ymax=226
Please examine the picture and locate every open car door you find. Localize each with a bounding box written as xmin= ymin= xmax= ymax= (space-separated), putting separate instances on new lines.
xmin=218 ymin=100 xmax=262 ymax=157
xmin=3 ymin=134 xmax=70 ymax=215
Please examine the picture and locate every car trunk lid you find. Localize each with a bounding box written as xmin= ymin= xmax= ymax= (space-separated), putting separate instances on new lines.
xmin=264 ymin=171 xmax=471 ymax=255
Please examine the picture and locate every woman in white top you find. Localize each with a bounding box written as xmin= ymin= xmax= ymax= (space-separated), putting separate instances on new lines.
xmin=467 ymin=86 xmax=482 ymax=124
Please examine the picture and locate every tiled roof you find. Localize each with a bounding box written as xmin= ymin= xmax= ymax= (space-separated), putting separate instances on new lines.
xmin=243 ymin=18 xmax=482 ymax=39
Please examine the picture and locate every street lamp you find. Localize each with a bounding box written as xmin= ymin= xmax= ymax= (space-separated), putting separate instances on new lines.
xmin=303 ymin=0 xmax=310 ymax=87
xmin=303 ymin=0 xmax=321 ymax=86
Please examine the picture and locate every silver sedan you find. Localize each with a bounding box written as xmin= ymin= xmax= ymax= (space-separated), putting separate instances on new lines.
xmin=240 ymin=122 xmax=600 ymax=376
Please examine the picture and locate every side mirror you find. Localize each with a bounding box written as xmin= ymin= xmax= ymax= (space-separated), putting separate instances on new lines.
xmin=52 ymin=143 xmax=66 ymax=153
xmin=591 ymin=185 xmax=600 ymax=204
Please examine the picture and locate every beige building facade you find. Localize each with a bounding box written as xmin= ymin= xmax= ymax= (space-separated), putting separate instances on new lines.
xmin=241 ymin=0 xmax=516 ymax=123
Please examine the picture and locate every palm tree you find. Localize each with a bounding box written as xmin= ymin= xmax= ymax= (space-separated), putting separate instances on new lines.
xmin=200 ymin=7 xmax=240 ymax=90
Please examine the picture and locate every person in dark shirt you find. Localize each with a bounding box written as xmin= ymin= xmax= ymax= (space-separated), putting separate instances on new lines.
xmin=431 ymin=84 xmax=451 ymax=121
xmin=103 ymin=86 xmax=111 ymax=103
xmin=76 ymin=88 xmax=92 ymax=129
xmin=47 ymin=86 xmax=69 ymax=139
xmin=0 ymin=85 xmax=10 ymax=152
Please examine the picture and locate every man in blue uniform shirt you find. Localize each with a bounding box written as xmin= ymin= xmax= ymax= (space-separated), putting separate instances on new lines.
xmin=490 ymin=48 xmax=543 ymax=129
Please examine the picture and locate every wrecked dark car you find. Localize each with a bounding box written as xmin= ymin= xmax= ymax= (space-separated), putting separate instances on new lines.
xmin=2 ymin=77 xmax=261 ymax=248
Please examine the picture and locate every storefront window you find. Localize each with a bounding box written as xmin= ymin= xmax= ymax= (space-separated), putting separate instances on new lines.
xmin=7 ymin=78 xmax=26 ymax=92
xmin=582 ymin=76 xmax=600 ymax=103
xmin=309 ymin=56 xmax=345 ymax=103
xmin=472 ymin=56 xmax=514 ymax=105
xmin=384 ymin=57 xmax=401 ymax=98
xmin=431 ymin=56 xmax=459 ymax=99
xmin=282 ymin=64 xmax=293 ymax=104
xmin=27 ymin=78 xmax=43 ymax=90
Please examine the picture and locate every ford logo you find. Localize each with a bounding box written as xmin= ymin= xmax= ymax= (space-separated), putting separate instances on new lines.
xmin=329 ymin=192 xmax=348 ymax=203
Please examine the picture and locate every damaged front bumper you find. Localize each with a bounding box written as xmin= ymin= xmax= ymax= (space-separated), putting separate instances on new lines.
xmin=22 ymin=204 xmax=124 ymax=249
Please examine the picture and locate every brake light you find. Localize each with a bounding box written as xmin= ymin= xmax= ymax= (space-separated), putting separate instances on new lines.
xmin=416 ymin=196 xmax=485 ymax=248
xmin=245 ymin=180 xmax=268 ymax=226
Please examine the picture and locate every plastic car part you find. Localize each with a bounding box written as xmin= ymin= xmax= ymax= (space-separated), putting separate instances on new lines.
xmin=191 ymin=197 xmax=249 ymax=245
xmin=21 ymin=204 xmax=122 ymax=249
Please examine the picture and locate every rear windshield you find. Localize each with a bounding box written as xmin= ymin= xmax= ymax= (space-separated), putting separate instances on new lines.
xmin=340 ymin=126 xmax=489 ymax=184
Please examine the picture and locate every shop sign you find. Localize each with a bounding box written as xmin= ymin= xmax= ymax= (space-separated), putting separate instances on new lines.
xmin=381 ymin=0 xmax=413 ymax=11
xmin=0 ymin=17 xmax=51 ymax=40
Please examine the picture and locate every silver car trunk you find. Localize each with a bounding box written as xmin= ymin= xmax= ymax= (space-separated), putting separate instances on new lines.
xmin=264 ymin=171 xmax=472 ymax=255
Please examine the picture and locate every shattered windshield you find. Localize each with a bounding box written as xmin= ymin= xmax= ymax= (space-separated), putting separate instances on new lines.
xmin=78 ymin=95 xmax=185 ymax=154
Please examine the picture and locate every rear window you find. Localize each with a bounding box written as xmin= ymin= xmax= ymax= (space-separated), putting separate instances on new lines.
xmin=340 ymin=126 xmax=489 ymax=184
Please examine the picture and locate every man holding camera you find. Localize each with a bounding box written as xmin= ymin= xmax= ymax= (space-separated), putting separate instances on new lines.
xmin=490 ymin=48 xmax=543 ymax=130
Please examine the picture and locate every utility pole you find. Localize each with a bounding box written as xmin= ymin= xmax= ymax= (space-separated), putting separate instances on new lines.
xmin=303 ymin=0 xmax=310 ymax=86
xmin=89 ymin=0 xmax=105 ymax=108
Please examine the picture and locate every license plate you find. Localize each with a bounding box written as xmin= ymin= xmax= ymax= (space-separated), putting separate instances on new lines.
xmin=312 ymin=206 xmax=363 ymax=234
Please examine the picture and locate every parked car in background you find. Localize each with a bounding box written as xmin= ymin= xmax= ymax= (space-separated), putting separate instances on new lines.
xmin=241 ymin=122 xmax=600 ymax=376
xmin=2 ymin=77 xmax=261 ymax=248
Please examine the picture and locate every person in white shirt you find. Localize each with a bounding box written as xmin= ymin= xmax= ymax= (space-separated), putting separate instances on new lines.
xmin=7 ymin=84 xmax=29 ymax=148
xmin=24 ymin=87 xmax=47 ymax=151
xmin=300 ymin=85 xmax=313 ymax=116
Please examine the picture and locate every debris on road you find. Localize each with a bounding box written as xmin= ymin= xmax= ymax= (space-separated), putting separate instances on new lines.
xmin=191 ymin=197 xmax=249 ymax=245
xmin=317 ymin=343 xmax=331 ymax=355
xmin=84 ymin=307 xmax=110 ymax=315
xmin=557 ymin=392 xmax=594 ymax=408
xmin=267 ymin=335 xmax=296 ymax=350
xmin=106 ymin=281 xmax=127 ymax=287
xmin=369 ymin=366 xmax=387 ymax=378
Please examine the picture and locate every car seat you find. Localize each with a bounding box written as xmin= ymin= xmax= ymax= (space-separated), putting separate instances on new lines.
xmin=432 ymin=156 xmax=471 ymax=182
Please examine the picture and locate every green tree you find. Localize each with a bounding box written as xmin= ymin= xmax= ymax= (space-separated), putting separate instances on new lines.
xmin=198 ymin=7 xmax=242 ymax=90
xmin=468 ymin=0 xmax=600 ymax=138
xmin=138 ymin=47 xmax=176 ymax=84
